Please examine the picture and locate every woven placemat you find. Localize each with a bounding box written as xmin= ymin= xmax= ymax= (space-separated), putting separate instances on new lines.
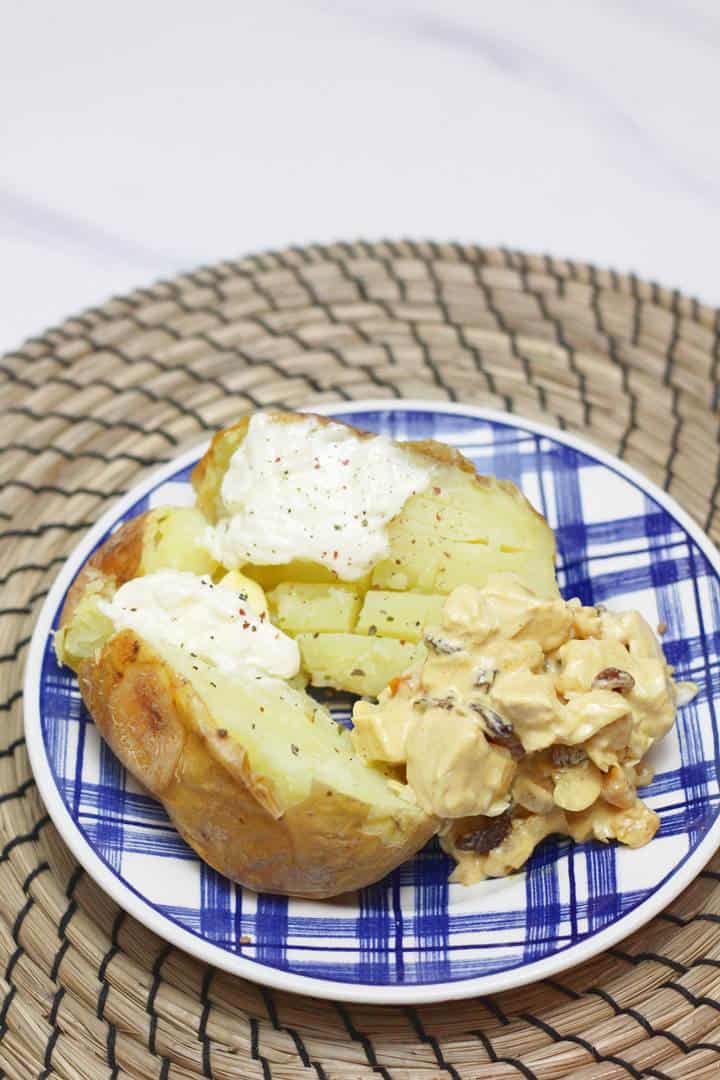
xmin=2 ymin=240 xmax=720 ymax=1079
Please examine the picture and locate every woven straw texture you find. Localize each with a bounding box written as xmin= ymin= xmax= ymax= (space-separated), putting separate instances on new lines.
xmin=2 ymin=240 xmax=720 ymax=1079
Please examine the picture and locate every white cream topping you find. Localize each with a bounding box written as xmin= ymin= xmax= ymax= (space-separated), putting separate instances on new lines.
xmin=98 ymin=570 xmax=300 ymax=680
xmin=203 ymin=413 xmax=432 ymax=579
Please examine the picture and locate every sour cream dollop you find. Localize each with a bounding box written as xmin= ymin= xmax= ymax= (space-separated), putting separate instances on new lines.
xmin=203 ymin=413 xmax=433 ymax=579
xmin=98 ymin=569 xmax=300 ymax=680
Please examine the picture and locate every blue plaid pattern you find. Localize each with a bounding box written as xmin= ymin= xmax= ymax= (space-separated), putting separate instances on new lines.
xmin=38 ymin=407 xmax=720 ymax=987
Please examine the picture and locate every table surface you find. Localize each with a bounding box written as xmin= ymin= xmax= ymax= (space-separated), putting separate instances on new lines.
xmin=2 ymin=0 xmax=718 ymax=355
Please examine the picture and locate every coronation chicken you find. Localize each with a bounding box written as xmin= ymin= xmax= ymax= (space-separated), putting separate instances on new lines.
xmin=352 ymin=573 xmax=697 ymax=883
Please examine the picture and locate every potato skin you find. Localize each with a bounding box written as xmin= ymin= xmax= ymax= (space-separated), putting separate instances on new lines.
xmin=60 ymin=513 xmax=148 ymax=630
xmin=76 ymin=629 xmax=435 ymax=898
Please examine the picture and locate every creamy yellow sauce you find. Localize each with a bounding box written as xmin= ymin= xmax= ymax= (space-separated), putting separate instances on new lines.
xmin=352 ymin=572 xmax=697 ymax=882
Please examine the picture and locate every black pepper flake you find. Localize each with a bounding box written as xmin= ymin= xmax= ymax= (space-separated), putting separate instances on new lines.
xmin=350 ymin=668 xmax=366 ymax=677
xmin=216 ymin=728 xmax=228 ymax=738
xmin=210 ymin=681 xmax=217 ymax=688
xmin=291 ymin=743 xmax=299 ymax=756
xmin=368 ymin=625 xmax=377 ymax=636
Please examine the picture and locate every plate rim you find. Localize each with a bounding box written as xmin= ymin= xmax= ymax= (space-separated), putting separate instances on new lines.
xmin=23 ymin=399 xmax=720 ymax=1005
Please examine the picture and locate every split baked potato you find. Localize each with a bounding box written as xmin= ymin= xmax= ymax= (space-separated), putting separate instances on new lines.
xmin=55 ymin=411 xmax=559 ymax=898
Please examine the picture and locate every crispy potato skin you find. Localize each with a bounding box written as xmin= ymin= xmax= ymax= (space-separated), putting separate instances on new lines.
xmin=76 ymin=630 xmax=435 ymax=898
xmin=59 ymin=513 xmax=148 ymax=630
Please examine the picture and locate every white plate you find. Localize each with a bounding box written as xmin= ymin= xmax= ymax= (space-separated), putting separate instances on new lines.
xmin=24 ymin=401 xmax=720 ymax=1004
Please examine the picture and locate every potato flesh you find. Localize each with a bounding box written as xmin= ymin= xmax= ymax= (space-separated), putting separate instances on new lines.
xmin=355 ymin=591 xmax=445 ymax=642
xmin=371 ymin=472 xmax=558 ymax=599
xmin=218 ymin=569 xmax=269 ymax=616
xmin=434 ymin=542 xmax=558 ymax=596
xmin=55 ymin=579 xmax=115 ymax=670
xmin=144 ymin=641 xmax=416 ymax=819
xmin=297 ymin=633 xmax=423 ymax=697
xmin=246 ymin=559 xmax=367 ymax=589
xmin=140 ymin=507 xmax=218 ymax=577
xmin=268 ymin=582 xmax=361 ymax=634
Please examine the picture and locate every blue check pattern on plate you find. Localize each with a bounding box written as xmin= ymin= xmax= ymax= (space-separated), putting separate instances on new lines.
xmin=38 ymin=408 xmax=720 ymax=986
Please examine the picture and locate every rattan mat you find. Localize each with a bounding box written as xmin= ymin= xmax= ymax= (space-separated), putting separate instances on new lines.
xmin=2 ymin=241 xmax=720 ymax=1079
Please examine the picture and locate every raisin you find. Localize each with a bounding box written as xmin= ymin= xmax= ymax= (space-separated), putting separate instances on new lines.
xmin=592 ymin=667 xmax=635 ymax=694
xmin=474 ymin=667 xmax=496 ymax=688
xmin=499 ymin=735 xmax=525 ymax=760
xmin=456 ymin=809 xmax=513 ymax=854
xmin=550 ymin=745 xmax=587 ymax=768
xmin=416 ymin=694 xmax=455 ymax=711
xmin=470 ymin=703 xmax=524 ymax=758
xmin=470 ymin=702 xmax=513 ymax=738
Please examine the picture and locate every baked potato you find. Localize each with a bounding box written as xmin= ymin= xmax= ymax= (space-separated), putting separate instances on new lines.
xmin=55 ymin=410 xmax=560 ymax=898
xmin=194 ymin=413 xmax=559 ymax=697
